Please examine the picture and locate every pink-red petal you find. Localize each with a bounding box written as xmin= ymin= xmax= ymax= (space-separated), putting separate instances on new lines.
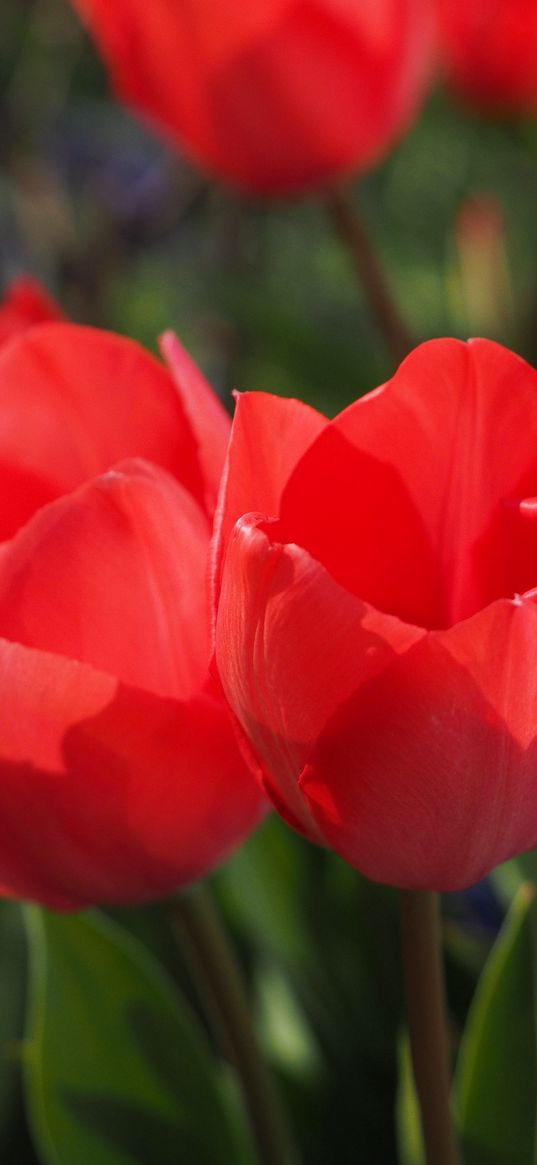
xmin=0 ymin=277 xmax=64 ymax=348
xmin=0 ymin=639 xmax=264 ymax=908
xmin=0 ymin=460 xmax=210 ymax=700
xmin=0 ymin=323 xmax=213 ymax=538
xmin=301 ymin=596 xmax=537 ymax=889
xmin=215 ymin=514 xmax=423 ymax=838
xmin=160 ymin=330 xmax=230 ymax=516
xmin=280 ymin=338 xmax=537 ymax=627
xmin=212 ymin=390 xmax=326 ymax=609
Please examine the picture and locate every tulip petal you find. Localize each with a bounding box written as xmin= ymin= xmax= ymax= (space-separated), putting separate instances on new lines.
xmin=216 ymin=514 xmax=423 ymax=838
xmin=0 ymin=324 xmax=213 ymax=537
xmin=301 ymin=596 xmax=537 ymax=890
xmin=0 ymin=278 xmax=64 ymax=347
xmin=210 ymin=0 xmax=433 ymax=192
xmin=70 ymin=0 xmax=240 ymax=170
xmin=437 ymin=0 xmax=537 ymax=113
xmin=0 ymin=460 xmax=209 ymax=700
xmin=280 ymin=338 xmax=537 ymax=627
xmin=160 ymin=330 xmax=230 ymax=516
xmin=0 ymin=459 xmax=64 ymax=543
xmin=74 ymin=0 xmax=291 ymax=66
xmin=0 ymin=639 xmax=263 ymax=908
xmin=212 ymin=391 xmax=326 ymax=606
xmin=71 ymin=0 xmax=433 ymax=195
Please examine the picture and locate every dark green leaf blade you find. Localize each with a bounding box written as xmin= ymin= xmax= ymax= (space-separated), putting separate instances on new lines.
xmin=24 ymin=907 xmax=252 ymax=1165
xmin=454 ymin=886 xmax=537 ymax=1165
xmin=0 ymin=901 xmax=27 ymax=1146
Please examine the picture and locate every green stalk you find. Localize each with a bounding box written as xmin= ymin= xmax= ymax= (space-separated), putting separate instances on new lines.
xmin=326 ymin=183 xmax=414 ymax=367
xmin=171 ymin=884 xmax=297 ymax=1165
xmin=401 ymin=890 xmax=461 ymax=1165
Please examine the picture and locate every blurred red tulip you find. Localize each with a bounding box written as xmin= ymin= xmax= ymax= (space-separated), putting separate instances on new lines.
xmin=0 ymin=292 xmax=264 ymax=908
xmin=214 ymin=340 xmax=537 ymax=890
xmin=69 ymin=0 xmax=434 ymax=195
xmin=0 ymin=277 xmax=64 ymax=347
xmin=436 ymin=0 xmax=537 ymax=113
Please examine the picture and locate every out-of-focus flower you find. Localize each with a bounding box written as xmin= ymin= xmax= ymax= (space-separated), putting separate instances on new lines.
xmin=0 ymin=287 xmax=264 ymax=909
xmin=453 ymin=193 xmax=514 ymax=337
xmin=214 ymin=339 xmax=537 ymax=890
xmin=436 ymin=0 xmax=537 ymax=114
xmin=69 ymin=0 xmax=434 ymax=195
xmin=0 ymin=277 xmax=64 ymax=347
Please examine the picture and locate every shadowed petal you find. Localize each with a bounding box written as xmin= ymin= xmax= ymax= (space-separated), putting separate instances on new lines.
xmin=0 ymin=460 xmax=210 ymax=700
xmin=0 ymin=639 xmax=264 ymax=907
xmin=216 ymin=514 xmax=423 ymax=837
xmin=301 ymin=596 xmax=537 ymax=889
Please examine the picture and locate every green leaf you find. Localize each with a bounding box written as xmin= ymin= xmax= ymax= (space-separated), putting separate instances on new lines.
xmin=221 ymin=823 xmax=404 ymax=1163
xmin=454 ymin=885 xmax=537 ymax=1165
xmin=218 ymin=815 xmax=312 ymax=969
xmin=493 ymin=851 xmax=537 ymax=906
xmin=395 ymin=1033 xmax=425 ymax=1165
xmin=0 ymin=901 xmax=27 ymax=1142
xmin=24 ymin=907 xmax=253 ymax=1165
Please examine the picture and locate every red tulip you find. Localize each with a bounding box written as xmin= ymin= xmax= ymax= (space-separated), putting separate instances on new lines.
xmin=0 ymin=299 xmax=264 ymax=908
xmin=436 ymin=0 xmax=537 ymax=114
xmin=214 ymin=340 xmax=537 ymax=890
xmin=0 ymin=277 xmax=64 ymax=347
xmin=69 ymin=0 xmax=434 ymax=195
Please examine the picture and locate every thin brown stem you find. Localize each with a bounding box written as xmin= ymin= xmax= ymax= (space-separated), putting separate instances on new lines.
xmin=326 ymin=183 xmax=414 ymax=368
xmin=401 ymin=890 xmax=461 ymax=1165
xmin=170 ymin=885 xmax=297 ymax=1165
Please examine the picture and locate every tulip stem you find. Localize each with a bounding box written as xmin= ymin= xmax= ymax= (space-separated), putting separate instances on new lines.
xmin=400 ymin=890 xmax=461 ymax=1165
xmin=170 ymin=884 xmax=297 ymax=1165
xmin=325 ymin=183 xmax=414 ymax=367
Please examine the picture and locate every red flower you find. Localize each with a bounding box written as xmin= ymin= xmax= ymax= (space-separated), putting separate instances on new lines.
xmin=214 ymin=340 xmax=537 ymax=890
xmin=69 ymin=0 xmax=434 ymax=195
xmin=436 ymin=0 xmax=537 ymax=114
xmin=0 ymin=277 xmax=64 ymax=347
xmin=0 ymin=294 xmax=264 ymax=908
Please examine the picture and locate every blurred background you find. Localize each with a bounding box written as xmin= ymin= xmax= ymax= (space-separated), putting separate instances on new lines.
xmin=2 ymin=2 xmax=537 ymax=1163
xmin=4 ymin=0 xmax=537 ymax=411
